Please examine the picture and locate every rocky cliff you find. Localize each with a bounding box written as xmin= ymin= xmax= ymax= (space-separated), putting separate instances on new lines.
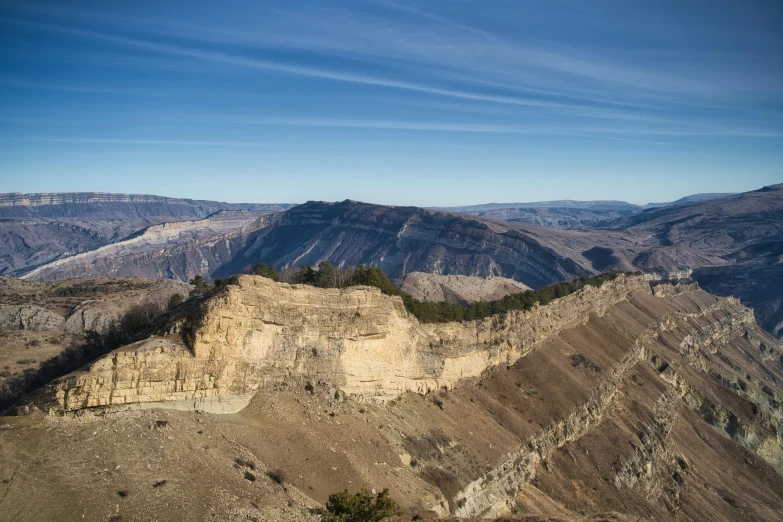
xmin=0 ymin=192 xmax=290 ymax=218
xmin=0 ymin=277 xmax=191 ymax=410
xmin=7 ymin=274 xmax=783 ymax=521
xmin=0 ymin=304 xmax=65 ymax=331
xmin=22 ymin=275 xmax=769 ymax=418
xmin=24 ymin=275 xmax=648 ymax=413
xmin=0 ymin=192 xmax=292 ymax=275
xmin=19 ymin=212 xmax=264 ymax=281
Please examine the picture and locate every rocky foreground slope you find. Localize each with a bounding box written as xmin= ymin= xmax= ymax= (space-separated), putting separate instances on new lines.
xmin=4 ymin=274 xmax=782 ymax=520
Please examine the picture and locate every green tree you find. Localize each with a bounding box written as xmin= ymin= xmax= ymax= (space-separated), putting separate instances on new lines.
xmin=293 ymin=265 xmax=317 ymax=285
xmin=252 ymin=263 xmax=279 ymax=281
xmin=322 ymin=488 xmax=398 ymax=522
xmin=189 ymin=275 xmax=210 ymax=297
xmin=167 ymin=293 xmax=185 ymax=310
xmin=316 ymin=261 xmax=338 ymax=288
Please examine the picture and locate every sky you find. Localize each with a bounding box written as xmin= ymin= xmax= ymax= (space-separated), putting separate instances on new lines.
xmin=0 ymin=0 xmax=781 ymax=206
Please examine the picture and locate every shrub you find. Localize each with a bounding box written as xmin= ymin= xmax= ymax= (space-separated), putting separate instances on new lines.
xmin=273 ymin=263 xmax=629 ymax=324
xmin=267 ymin=468 xmax=287 ymax=485
xmin=251 ymin=263 xmax=279 ymax=281
xmin=188 ymin=275 xmax=210 ymax=296
xmin=321 ymin=488 xmax=399 ymax=522
xmin=167 ymin=293 xmax=184 ymax=310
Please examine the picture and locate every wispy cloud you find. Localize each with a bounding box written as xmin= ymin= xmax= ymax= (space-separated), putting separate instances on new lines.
xmin=6 ymin=17 xmax=576 ymax=110
xmin=0 ymin=137 xmax=274 ymax=146
xmin=0 ymin=78 xmax=148 ymax=95
xmin=177 ymin=114 xmax=782 ymax=140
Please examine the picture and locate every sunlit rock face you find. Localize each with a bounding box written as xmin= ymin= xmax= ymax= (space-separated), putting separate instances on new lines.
xmin=20 ymin=274 xmax=734 ymax=414
xmin=16 ymin=274 xmax=783 ymax=520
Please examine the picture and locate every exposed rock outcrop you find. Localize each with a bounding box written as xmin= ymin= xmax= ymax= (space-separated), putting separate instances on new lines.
xmin=401 ymin=272 xmax=530 ymax=303
xmin=0 ymin=304 xmax=65 ymax=331
xmin=0 ymin=191 xmax=292 ymax=275
xmin=24 ymin=274 xmax=652 ymax=414
xmin=6 ymin=274 xmax=783 ymax=521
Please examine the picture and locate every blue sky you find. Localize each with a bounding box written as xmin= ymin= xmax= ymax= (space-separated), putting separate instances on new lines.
xmin=0 ymin=0 xmax=781 ymax=205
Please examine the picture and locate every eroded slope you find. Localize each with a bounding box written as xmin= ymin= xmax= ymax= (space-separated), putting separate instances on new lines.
xmin=3 ymin=275 xmax=782 ymax=521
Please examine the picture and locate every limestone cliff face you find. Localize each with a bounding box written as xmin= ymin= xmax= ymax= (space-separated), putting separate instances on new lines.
xmin=29 ymin=274 xmax=661 ymax=413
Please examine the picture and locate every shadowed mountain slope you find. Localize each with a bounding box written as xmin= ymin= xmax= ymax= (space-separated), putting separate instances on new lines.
xmin=12 ymin=185 xmax=783 ymax=337
xmin=611 ymin=184 xmax=783 ymax=337
xmin=0 ymin=192 xmax=292 ymax=275
xmin=215 ymin=201 xmax=601 ymax=288
xmin=438 ymin=193 xmax=735 ymax=229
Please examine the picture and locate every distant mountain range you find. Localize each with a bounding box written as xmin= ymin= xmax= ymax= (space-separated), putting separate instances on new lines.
xmin=0 ymin=192 xmax=291 ymax=219
xmin=437 ymin=193 xmax=735 ymax=229
xmin=2 ymin=186 xmax=781 ymax=337
xmin=0 ymin=192 xmax=294 ymax=275
xmin=438 ymin=192 xmax=734 ymax=213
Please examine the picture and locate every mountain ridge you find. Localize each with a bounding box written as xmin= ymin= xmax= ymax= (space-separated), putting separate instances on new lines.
xmin=6 ymin=184 xmax=783 ymax=337
xmin=6 ymin=273 xmax=782 ymax=520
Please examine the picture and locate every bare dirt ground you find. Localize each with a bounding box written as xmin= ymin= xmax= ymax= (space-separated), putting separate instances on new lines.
xmin=0 ymin=330 xmax=80 ymax=387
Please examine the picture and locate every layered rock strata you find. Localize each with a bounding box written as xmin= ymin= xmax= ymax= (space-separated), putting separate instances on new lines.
xmin=11 ymin=274 xmax=783 ymax=521
xmin=446 ymin=295 xmax=760 ymax=517
xmin=27 ymin=275 xmax=672 ymax=413
xmin=401 ymin=272 xmax=530 ymax=303
xmin=23 ymin=276 xmax=712 ymax=412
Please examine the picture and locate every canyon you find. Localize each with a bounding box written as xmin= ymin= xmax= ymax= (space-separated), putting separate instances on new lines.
xmin=0 ymin=192 xmax=291 ymax=276
xmin=12 ymin=184 xmax=782 ymax=340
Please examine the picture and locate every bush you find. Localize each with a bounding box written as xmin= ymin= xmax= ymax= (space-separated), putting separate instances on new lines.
xmin=167 ymin=293 xmax=185 ymax=310
xmin=273 ymin=262 xmax=628 ymax=324
xmin=189 ymin=275 xmax=210 ymax=297
xmin=267 ymin=468 xmax=287 ymax=485
xmin=322 ymin=488 xmax=398 ymax=522
xmin=251 ymin=263 xmax=279 ymax=281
